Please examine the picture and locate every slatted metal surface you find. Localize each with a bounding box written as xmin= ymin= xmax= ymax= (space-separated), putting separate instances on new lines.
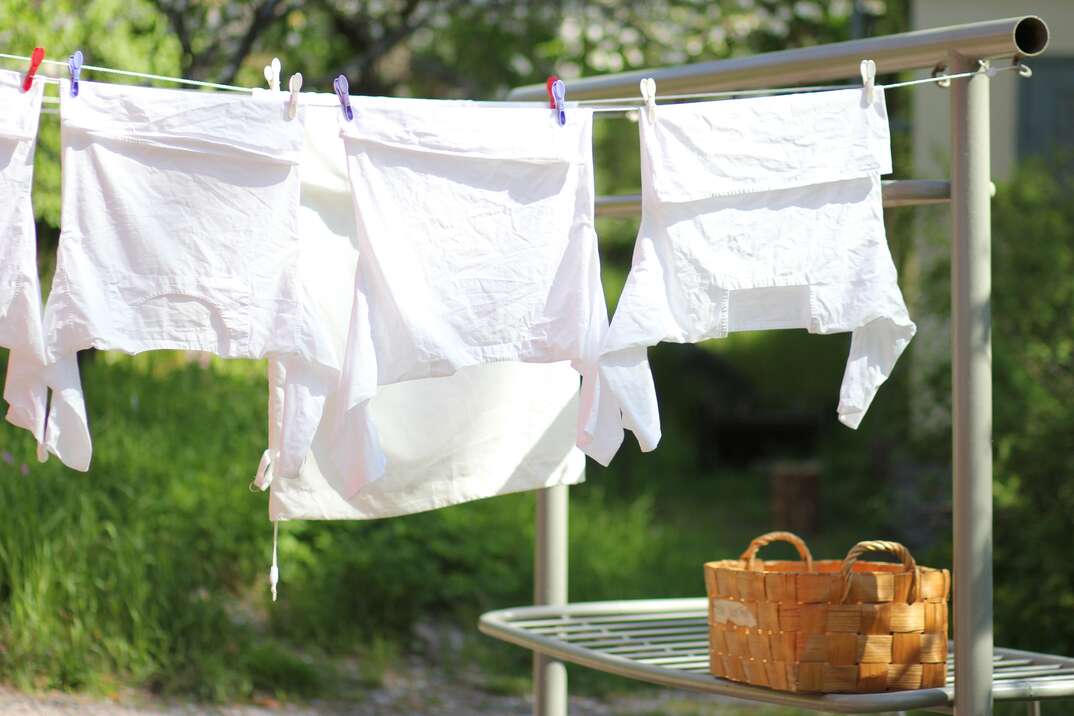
xmin=479 ymin=598 xmax=1074 ymax=714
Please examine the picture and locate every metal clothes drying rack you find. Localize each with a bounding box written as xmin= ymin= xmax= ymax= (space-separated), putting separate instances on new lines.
xmin=479 ymin=15 xmax=1074 ymax=716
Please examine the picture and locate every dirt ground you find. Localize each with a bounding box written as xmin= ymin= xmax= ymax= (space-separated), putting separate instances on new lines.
xmin=0 ymin=677 xmax=786 ymax=716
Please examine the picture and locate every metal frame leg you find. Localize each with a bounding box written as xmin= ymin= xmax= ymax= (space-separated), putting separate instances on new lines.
xmin=534 ymin=483 xmax=569 ymax=716
xmin=949 ymin=52 xmax=993 ymax=716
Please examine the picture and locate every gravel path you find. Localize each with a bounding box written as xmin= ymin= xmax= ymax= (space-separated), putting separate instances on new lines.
xmin=0 ymin=681 xmax=784 ymax=715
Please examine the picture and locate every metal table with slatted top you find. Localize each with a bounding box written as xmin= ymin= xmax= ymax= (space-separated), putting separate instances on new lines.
xmin=480 ymin=598 xmax=1074 ymax=714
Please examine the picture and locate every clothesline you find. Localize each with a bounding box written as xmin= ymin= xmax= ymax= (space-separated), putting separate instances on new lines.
xmin=580 ymin=60 xmax=1030 ymax=112
xmin=0 ymin=51 xmax=249 ymax=92
xmin=0 ymin=50 xmax=1031 ymax=116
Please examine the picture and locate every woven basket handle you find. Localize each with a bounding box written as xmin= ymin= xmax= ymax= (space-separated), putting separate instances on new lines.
xmin=739 ymin=531 xmax=813 ymax=572
xmin=839 ymin=540 xmax=919 ymax=604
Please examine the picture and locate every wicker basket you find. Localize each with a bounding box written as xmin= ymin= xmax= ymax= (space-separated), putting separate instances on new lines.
xmin=704 ymin=532 xmax=950 ymax=693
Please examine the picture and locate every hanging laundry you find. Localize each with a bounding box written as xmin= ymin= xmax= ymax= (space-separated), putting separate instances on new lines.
xmin=266 ymin=361 xmax=585 ymax=520
xmin=27 ymin=79 xmax=339 ymax=473
xmin=333 ymin=97 xmax=624 ymax=492
xmin=0 ymin=69 xmax=48 ymax=452
xmin=602 ymin=87 xmax=915 ymax=451
xmin=250 ymin=91 xmax=584 ymax=520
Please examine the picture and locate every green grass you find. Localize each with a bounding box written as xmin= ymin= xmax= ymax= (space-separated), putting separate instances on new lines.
xmin=0 ymin=349 xmax=792 ymax=702
xmin=0 ymin=352 xmax=269 ymax=699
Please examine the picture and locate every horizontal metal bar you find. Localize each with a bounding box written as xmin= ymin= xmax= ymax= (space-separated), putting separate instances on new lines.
xmin=526 ymin=617 xmax=707 ymax=633
xmin=603 ymin=641 xmax=711 ymax=656
xmin=511 ymin=610 xmax=706 ymax=628
xmin=595 ymin=180 xmax=956 ymax=218
xmin=569 ymin=626 xmax=708 ymax=642
xmin=509 ymin=17 xmax=1048 ymax=100
xmin=595 ymin=634 xmax=711 ymax=650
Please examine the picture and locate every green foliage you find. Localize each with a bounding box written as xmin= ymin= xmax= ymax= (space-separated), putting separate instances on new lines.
xmin=244 ymin=640 xmax=331 ymax=699
xmin=914 ymin=156 xmax=1074 ymax=658
xmin=988 ymin=158 xmax=1074 ymax=655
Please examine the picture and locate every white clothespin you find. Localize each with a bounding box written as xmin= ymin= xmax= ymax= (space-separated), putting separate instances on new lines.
xmin=932 ymin=64 xmax=952 ymax=88
xmin=287 ymin=73 xmax=302 ymax=120
xmin=640 ymin=77 xmax=657 ymax=122
xmin=263 ymin=57 xmax=281 ymax=92
xmin=860 ymin=59 xmax=876 ymax=104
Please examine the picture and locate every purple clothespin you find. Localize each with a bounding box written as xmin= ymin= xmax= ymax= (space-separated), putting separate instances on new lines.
xmin=333 ymin=74 xmax=353 ymax=121
xmin=68 ymin=50 xmax=83 ymax=97
xmin=551 ymin=79 xmax=566 ymax=126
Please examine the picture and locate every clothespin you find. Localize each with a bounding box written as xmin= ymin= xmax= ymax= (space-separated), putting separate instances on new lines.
xmin=545 ymin=75 xmax=559 ymax=109
xmin=22 ymin=47 xmax=44 ymax=93
xmin=860 ymin=59 xmax=876 ymax=104
xmin=639 ymin=77 xmax=657 ymax=122
xmin=333 ymin=74 xmax=353 ymax=121
xmin=263 ymin=57 xmax=281 ymax=92
xmin=550 ymin=79 xmax=566 ymax=126
xmin=287 ymin=73 xmax=302 ymax=120
xmin=932 ymin=63 xmax=951 ymax=88
xmin=68 ymin=50 xmax=83 ymax=97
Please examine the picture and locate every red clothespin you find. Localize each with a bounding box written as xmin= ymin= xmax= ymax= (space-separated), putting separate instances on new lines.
xmin=23 ymin=47 xmax=45 ymax=92
xmin=546 ymin=75 xmax=559 ymax=109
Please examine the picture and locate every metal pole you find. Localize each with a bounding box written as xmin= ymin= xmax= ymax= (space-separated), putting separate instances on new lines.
xmin=534 ymin=484 xmax=569 ymax=716
xmin=509 ymin=16 xmax=1048 ymax=100
xmin=594 ymin=179 xmax=963 ymax=218
xmin=950 ymin=52 xmax=993 ymax=716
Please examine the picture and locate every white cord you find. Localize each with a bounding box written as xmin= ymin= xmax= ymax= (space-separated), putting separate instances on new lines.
xmin=577 ymin=59 xmax=1028 ymax=111
xmin=882 ymin=61 xmax=1024 ymax=89
xmin=580 ymin=82 xmax=848 ymax=105
xmin=269 ymin=521 xmax=279 ymax=603
xmin=0 ymin=52 xmax=252 ymax=93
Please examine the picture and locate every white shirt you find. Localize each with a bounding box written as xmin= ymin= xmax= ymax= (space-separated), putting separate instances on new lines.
xmin=33 ymin=79 xmax=338 ymax=474
xmin=0 ymin=69 xmax=48 ymax=452
xmin=331 ymin=97 xmax=626 ymax=488
xmin=602 ymin=87 xmax=916 ymax=451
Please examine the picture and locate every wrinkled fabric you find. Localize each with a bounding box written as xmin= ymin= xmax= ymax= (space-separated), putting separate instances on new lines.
xmin=0 ymin=70 xmax=47 ymax=449
xmin=35 ymin=79 xmax=337 ymax=473
xmin=252 ymin=92 xmax=584 ymax=520
xmin=333 ymin=98 xmax=623 ymax=491
xmin=603 ymin=87 xmax=915 ymax=450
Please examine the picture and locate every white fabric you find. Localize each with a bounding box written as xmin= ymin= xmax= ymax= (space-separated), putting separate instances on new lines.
xmin=34 ymin=79 xmax=337 ymax=473
xmin=252 ymin=92 xmax=584 ymax=521
xmin=603 ymin=87 xmax=915 ymax=450
xmin=332 ymin=97 xmax=623 ymax=491
xmin=0 ymin=70 xmax=47 ymax=449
